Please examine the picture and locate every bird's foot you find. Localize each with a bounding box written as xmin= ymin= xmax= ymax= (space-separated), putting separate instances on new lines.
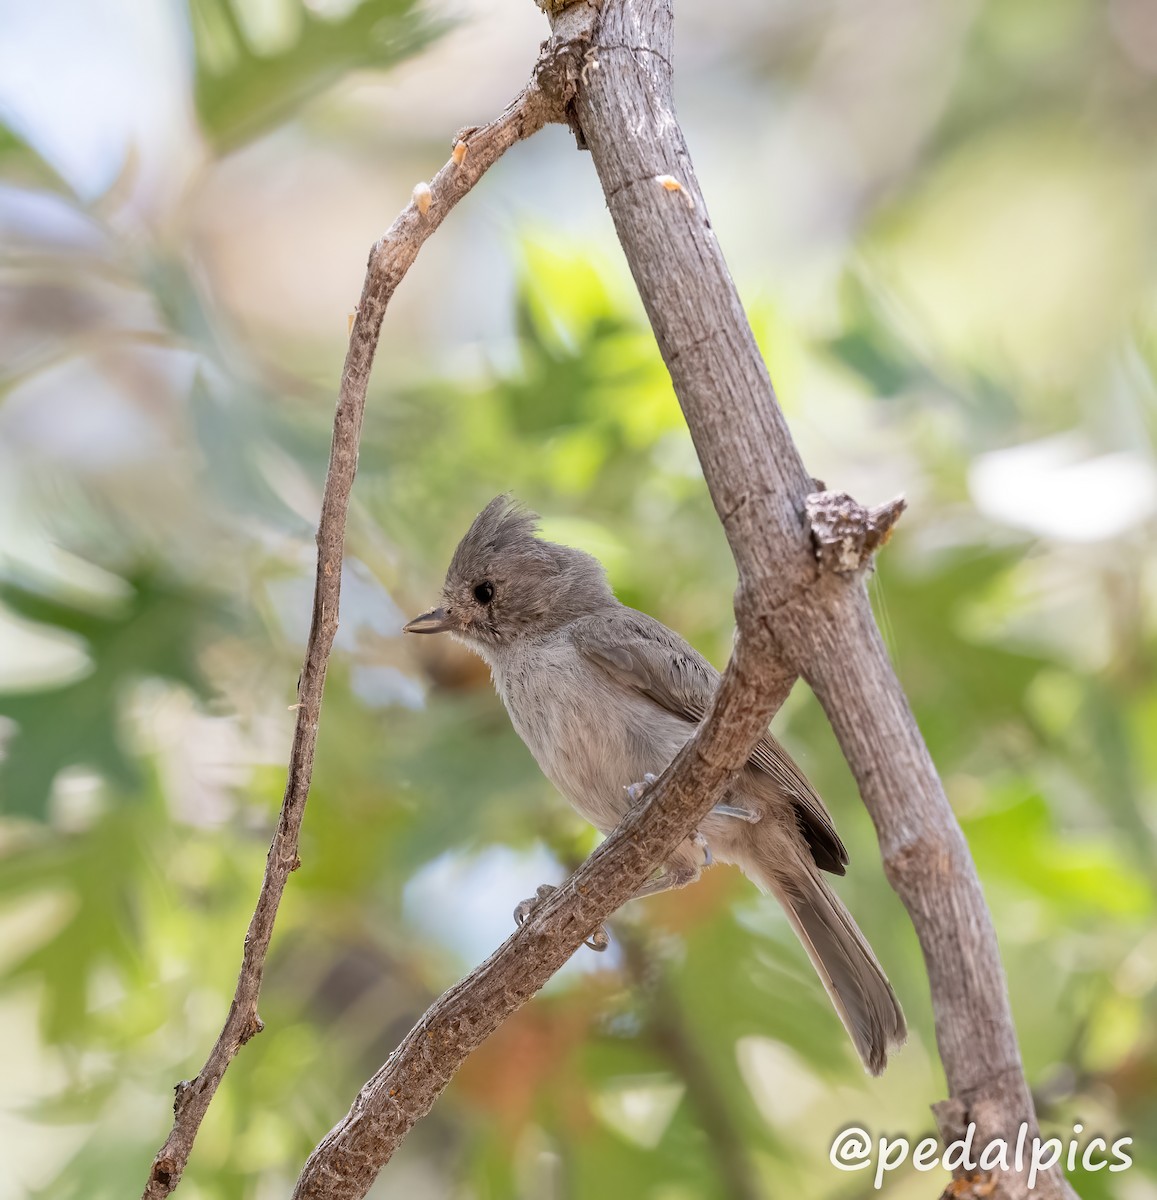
xmin=693 ymin=828 xmax=713 ymax=867
xmin=711 ymin=802 xmax=762 ymax=823
xmin=625 ymin=772 xmax=659 ymax=805
xmin=513 ymin=883 xmax=609 ymax=952
xmin=583 ymin=924 xmax=611 ymax=952
xmin=513 ymin=883 xmax=557 ymax=927
xmin=633 ymin=860 xmax=701 ymax=899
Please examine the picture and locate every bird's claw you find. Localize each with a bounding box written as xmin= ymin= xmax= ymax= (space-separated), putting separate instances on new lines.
xmin=625 ymin=772 xmax=659 ymax=804
xmin=711 ymin=803 xmax=762 ymax=823
xmin=585 ymin=924 xmax=610 ymax=952
xmin=513 ymin=883 xmax=557 ymax=927
xmin=693 ymin=828 xmax=713 ymax=867
xmin=689 ymin=804 xmax=758 ymax=867
xmin=513 ymin=882 xmax=609 ymax=952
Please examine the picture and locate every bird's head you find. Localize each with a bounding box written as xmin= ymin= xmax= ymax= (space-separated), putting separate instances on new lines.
xmin=404 ymin=495 xmax=614 ymax=649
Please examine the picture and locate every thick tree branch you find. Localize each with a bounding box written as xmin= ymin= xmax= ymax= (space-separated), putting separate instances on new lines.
xmin=139 ymin=61 xmax=564 ymax=1200
xmin=570 ymin=3 xmax=1072 ymax=1198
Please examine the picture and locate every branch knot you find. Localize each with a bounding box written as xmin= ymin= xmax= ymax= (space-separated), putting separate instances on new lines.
xmin=805 ymin=490 xmax=906 ymax=574
xmin=532 ymin=0 xmax=600 ymax=135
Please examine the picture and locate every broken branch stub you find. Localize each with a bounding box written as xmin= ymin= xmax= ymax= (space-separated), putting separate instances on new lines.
xmin=805 ymin=490 xmax=907 ymax=574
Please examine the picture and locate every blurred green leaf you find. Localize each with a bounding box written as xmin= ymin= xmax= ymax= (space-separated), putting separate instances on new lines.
xmin=189 ymin=373 xmax=310 ymax=531
xmin=0 ymin=784 xmax=167 ymax=1042
xmin=964 ymin=789 xmax=1150 ymax=919
xmin=827 ymin=285 xmax=925 ymax=400
xmin=188 ymin=0 xmax=444 ymax=148
xmin=0 ymin=569 xmax=229 ymax=818
xmin=871 ymin=548 xmax=1052 ymax=770
xmin=0 ymin=119 xmax=72 ymax=194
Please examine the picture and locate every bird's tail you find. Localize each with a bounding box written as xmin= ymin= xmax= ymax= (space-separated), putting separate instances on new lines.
xmin=749 ymin=844 xmax=906 ymax=1075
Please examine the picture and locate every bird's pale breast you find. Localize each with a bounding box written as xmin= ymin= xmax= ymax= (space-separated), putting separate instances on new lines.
xmin=488 ymin=632 xmax=692 ymax=835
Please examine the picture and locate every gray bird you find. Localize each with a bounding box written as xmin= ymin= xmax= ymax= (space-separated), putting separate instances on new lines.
xmin=405 ymin=496 xmax=906 ymax=1074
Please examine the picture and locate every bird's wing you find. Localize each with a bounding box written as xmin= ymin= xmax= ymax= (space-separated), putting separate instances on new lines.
xmin=571 ymin=608 xmax=848 ymax=874
xmin=572 ymin=608 xmax=722 ymax=723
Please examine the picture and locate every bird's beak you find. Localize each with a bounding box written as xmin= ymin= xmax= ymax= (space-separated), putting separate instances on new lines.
xmin=403 ymin=606 xmax=454 ymax=635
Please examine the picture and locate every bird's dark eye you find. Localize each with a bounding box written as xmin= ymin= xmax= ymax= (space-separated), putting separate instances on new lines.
xmin=473 ymin=581 xmax=494 ymax=605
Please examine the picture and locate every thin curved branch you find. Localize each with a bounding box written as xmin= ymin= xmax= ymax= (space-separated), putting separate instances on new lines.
xmin=140 ymin=61 xmax=562 ymax=1200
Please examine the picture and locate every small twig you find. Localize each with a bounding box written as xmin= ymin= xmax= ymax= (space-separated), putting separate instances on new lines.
xmin=139 ymin=63 xmax=564 ymax=1200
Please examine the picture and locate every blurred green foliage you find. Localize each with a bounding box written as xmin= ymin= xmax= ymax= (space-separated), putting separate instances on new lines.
xmin=1 ymin=0 xmax=1156 ymax=1198
xmin=190 ymin=0 xmax=441 ymax=147
xmin=0 ymin=572 xmax=228 ymax=818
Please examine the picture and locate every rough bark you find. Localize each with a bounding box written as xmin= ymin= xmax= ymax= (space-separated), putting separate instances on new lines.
xmin=571 ymin=5 xmax=1069 ymax=1198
